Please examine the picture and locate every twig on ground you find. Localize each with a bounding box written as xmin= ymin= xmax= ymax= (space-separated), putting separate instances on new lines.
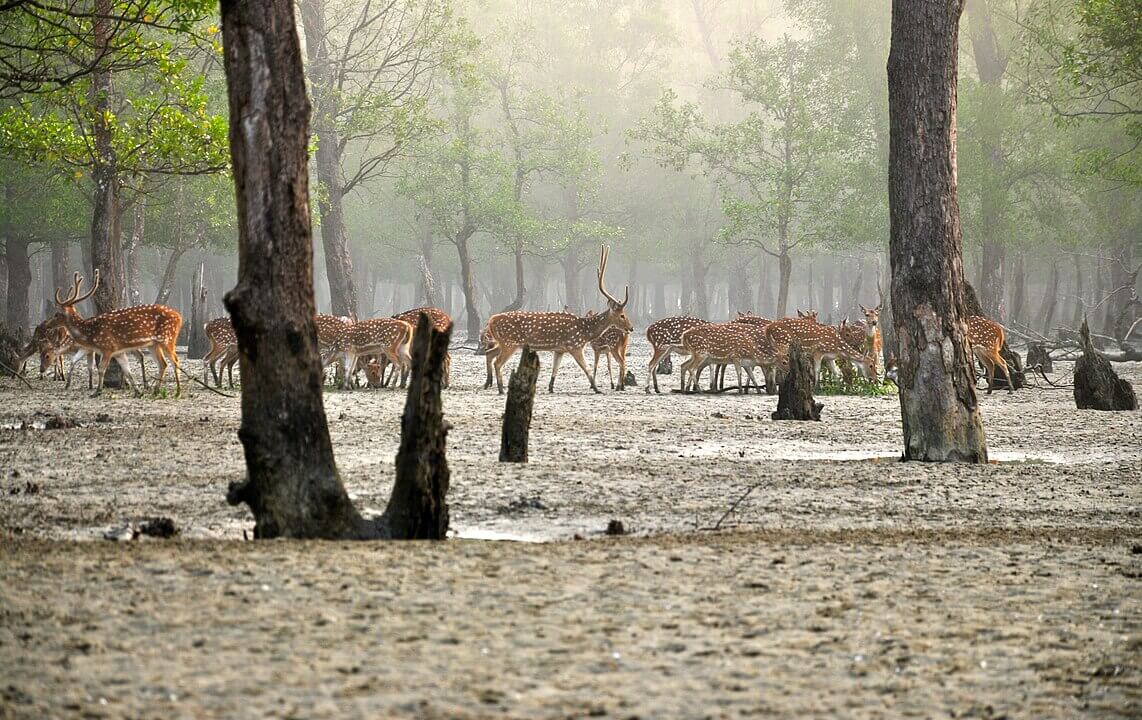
xmin=177 ymin=365 xmax=236 ymax=398
xmin=0 ymin=360 xmax=35 ymax=390
xmin=710 ymin=484 xmax=761 ymax=531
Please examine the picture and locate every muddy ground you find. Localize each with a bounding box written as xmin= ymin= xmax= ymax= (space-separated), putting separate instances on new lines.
xmin=1 ymin=340 xmax=1140 ymax=718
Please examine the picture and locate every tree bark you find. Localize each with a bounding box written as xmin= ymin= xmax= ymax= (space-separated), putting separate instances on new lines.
xmin=50 ymin=241 xmax=70 ymax=306
xmin=124 ymin=192 xmax=145 ymax=305
xmin=299 ymin=0 xmax=358 ymax=319
xmin=187 ymin=262 xmax=208 ymax=359
xmin=4 ymin=236 xmax=30 ymax=337
xmin=776 ymin=249 xmax=791 ymax=318
xmin=1009 ymin=253 xmax=1026 ymax=324
xmin=691 ymin=245 xmax=709 ymax=319
xmin=454 ymin=227 xmax=481 ymax=341
xmin=1037 ymin=260 xmax=1060 ymax=333
xmin=1074 ymin=319 xmax=1137 ymax=411
xmin=89 ymin=0 xmax=124 ymax=315
xmin=381 ymin=314 xmax=452 ymax=539
xmin=771 ymin=345 xmax=821 ymax=421
xmin=888 ymin=0 xmax=988 ymax=463
xmin=499 ymin=347 xmax=539 ymax=462
xmin=220 ymin=0 xmax=364 ymax=539
xmin=1070 ymin=254 xmax=1084 ymax=330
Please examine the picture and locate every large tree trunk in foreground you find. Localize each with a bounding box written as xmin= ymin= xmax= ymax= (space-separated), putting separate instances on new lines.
xmin=220 ymin=0 xmax=363 ymax=539
xmin=381 ymin=314 xmax=452 ymax=539
xmin=887 ymin=0 xmax=988 ymax=463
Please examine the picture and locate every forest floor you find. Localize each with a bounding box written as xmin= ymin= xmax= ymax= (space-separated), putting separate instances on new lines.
xmin=1 ymin=340 xmax=1140 ymax=718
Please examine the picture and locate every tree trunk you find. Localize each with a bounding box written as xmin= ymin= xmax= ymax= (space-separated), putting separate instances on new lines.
xmin=691 ymin=245 xmax=709 ymax=319
xmin=51 ymin=241 xmax=70 ymax=306
xmin=155 ymin=238 xmax=190 ymax=306
xmin=1074 ymin=319 xmax=1137 ymax=411
xmin=300 ymin=0 xmax=358 ymax=319
xmin=1009 ymin=252 xmax=1025 ymax=325
xmin=887 ymin=0 xmax=987 ymax=463
xmin=4 ymin=236 xmax=30 ymax=337
xmin=220 ymin=0 xmax=365 ymax=539
xmin=187 ymin=262 xmax=208 ymax=359
xmin=455 ymin=227 xmax=481 ymax=341
xmin=654 ymin=280 xmax=665 ymax=317
xmin=1037 ymin=259 xmax=1059 ymax=334
xmin=776 ymin=249 xmax=791 ymax=318
xmin=124 ymin=192 xmax=145 ymax=305
xmin=1103 ymin=243 xmax=1135 ymax=339
xmin=381 ymin=314 xmax=452 ymax=539
xmin=90 ymin=0 xmax=124 ymax=315
xmin=771 ymin=345 xmax=821 ymax=421
xmin=563 ymin=248 xmax=581 ymax=311
xmin=1070 ymin=254 xmax=1084 ymax=330
xmin=500 ymin=347 xmax=539 ymax=462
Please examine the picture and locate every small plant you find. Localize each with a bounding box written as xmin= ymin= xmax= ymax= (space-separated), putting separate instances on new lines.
xmin=816 ymin=372 xmax=897 ymax=397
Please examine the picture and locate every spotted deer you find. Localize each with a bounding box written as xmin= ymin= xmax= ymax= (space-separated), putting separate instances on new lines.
xmin=332 ymin=318 xmax=414 ymax=390
xmin=678 ymin=323 xmax=770 ymax=393
xmin=766 ymin=317 xmax=876 ymax=387
xmin=644 ymin=315 xmax=708 ymax=393
xmin=16 ymin=321 xmax=71 ymax=380
xmin=687 ymin=322 xmax=788 ymax=393
xmin=835 ymin=304 xmax=882 ymax=382
xmin=966 ymin=315 xmax=1012 ymax=394
xmin=588 ymin=321 xmax=631 ymax=390
xmin=45 ymin=270 xmax=183 ymax=396
xmin=733 ymin=312 xmax=772 ymax=329
xmin=202 ymin=317 xmax=239 ymax=388
xmin=393 ymin=306 xmax=453 ymax=388
xmin=483 ymin=246 xmax=632 ymax=394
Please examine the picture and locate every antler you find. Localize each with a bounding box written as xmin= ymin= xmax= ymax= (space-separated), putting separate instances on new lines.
xmin=55 ymin=270 xmax=100 ymax=306
xmin=596 ymin=245 xmax=628 ymax=308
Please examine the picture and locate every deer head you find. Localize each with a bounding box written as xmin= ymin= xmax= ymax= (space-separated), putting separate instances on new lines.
xmin=859 ymin=304 xmax=881 ymax=330
xmin=796 ymin=309 xmax=819 ymax=322
xmin=596 ymin=245 xmax=632 ymax=333
xmin=45 ymin=270 xmax=100 ymax=331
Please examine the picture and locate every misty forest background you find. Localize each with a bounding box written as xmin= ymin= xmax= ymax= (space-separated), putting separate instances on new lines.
xmin=1 ymin=0 xmax=1138 ymax=348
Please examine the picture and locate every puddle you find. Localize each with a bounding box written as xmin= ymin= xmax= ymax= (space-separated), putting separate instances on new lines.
xmin=450 ymin=526 xmax=548 ymax=543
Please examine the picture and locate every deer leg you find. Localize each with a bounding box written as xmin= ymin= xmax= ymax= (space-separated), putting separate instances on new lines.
xmin=605 ymin=352 xmax=615 ymax=389
xmin=734 ymin=361 xmax=745 ymax=394
xmin=136 ymin=351 xmax=149 ymax=392
xmin=168 ymin=344 xmax=182 ymax=396
xmin=591 ymin=349 xmax=602 ymax=388
xmin=397 ymin=344 xmax=412 ymax=388
xmin=646 ymin=346 xmax=665 ymax=394
xmin=617 ymin=346 xmax=627 ymax=391
xmin=995 ymin=351 xmax=1013 ymax=393
xmin=570 ymin=348 xmax=600 ymax=394
xmin=742 ymin=364 xmax=761 ymax=394
xmin=152 ymin=346 xmax=167 ymax=394
xmin=340 ymin=352 xmax=356 ymax=390
xmin=549 ymin=352 xmax=565 ymax=393
xmin=492 ymin=344 xmax=516 ymax=395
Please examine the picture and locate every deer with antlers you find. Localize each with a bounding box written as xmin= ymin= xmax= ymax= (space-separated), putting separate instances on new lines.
xmin=202 ymin=317 xmax=240 ymax=388
xmin=44 ymin=270 xmax=183 ymax=396
xmin=766 ymin=317 xmax=876 ymax=387
xmin=966 ymin=315 xmax=1013 ymax=394
xmin=483 ymin=246 xmax=632 ymax=394
xmin=644 ymin=315 xmax=709 ymax=393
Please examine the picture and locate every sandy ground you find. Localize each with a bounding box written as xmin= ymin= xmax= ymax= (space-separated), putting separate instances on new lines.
xmin=1 ymin=339 xmax=1140 ymax=718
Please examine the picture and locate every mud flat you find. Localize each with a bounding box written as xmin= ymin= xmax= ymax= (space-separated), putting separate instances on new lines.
xmin=2 ymin=342 xmax=1139 ymax=717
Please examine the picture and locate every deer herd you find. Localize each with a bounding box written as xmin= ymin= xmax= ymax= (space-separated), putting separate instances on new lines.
xmin=15 ymin=250 xmax=1015 ymax=399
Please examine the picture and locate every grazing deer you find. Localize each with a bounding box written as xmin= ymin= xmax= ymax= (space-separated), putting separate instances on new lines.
xmin=835 ymin=304 xmax=882 ymax=382
xmin=644 ymin=315 xmax=708 ymax=393
xmin=966 ymin=315 xmax=1012 ymax=394
xmin=483 ymin=246 xmax=631 ymax=394
xmin=202 ymin=317 xmax=239 ymax=388
xmin=766 ymin=317 xmax=876 ymax=387
xmin=678 ymin=323 xmax=771 ymax=394
xmin=45 ymin=270 xmax=183 ymax=396
xmin=393 ymin=306 xmax=453 ymax=388
xmin=16 ymin=321 xmax=71 ymax=380
xmin=331 ymin=318 xmax=414 ymax=390
xmin=687 ymin=322 xmax=787 ymax=393
xmin=588 ymin=320 xmax=631 ymax=390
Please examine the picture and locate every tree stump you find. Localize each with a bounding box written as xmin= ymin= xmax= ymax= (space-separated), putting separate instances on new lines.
xmin=656 ymin=354 xmax=672 ymax=375
xmin=772 ymin=345 xmax=822 ymax=421
xmin=0 ymin=326 xmax=20 ymax=377
xmin=1074 ymin=319 xmax=1137 ymax=411
xmin=1026 ymin=342 xmax=1052 ymax=373
xmin=500 ymin=347 xmax=540 ymax=463
xmin=382 ymin=314 xmax=453 ymax=538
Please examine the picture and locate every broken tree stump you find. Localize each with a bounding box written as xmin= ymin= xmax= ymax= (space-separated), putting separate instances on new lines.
xmin=1026 ymin=342 xmax=1052 ymax=373
xmin=656 ymin=354 xmax=672 ymax=375
xmin=381 ymin=314 xmax=452 ymax=539
xmin=772 ymin=345 xmax=822 ymax=421
xmin=1074 ymin=319 xmax=1137 ymax=411
xmin=500 ymin=347 xmax=540 ymax=462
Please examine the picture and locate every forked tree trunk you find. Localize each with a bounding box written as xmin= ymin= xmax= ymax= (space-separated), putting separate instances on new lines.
xmin=887 ymin=0 xmax=988 ymax=463
xmin=220 ymin=0 xmax=365 ymax=539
